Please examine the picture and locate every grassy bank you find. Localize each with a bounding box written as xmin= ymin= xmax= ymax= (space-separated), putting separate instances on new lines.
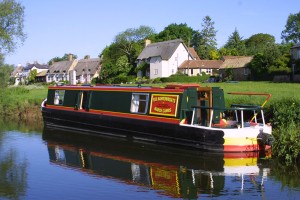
xmin=0 ymin=85 xmax=47 ymax=120
xmin=1 ymin=82 xmax=299 ymax=164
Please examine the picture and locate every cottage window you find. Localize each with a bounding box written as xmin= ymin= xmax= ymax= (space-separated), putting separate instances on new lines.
xmin=130 ymin=93 xmax=149 ymax=114
xmin=244 ymin=68 xmax=249 ymax=75
xmin=154 ymin=69 xmax=158 ymax=75
xmin=54 ymin=90 xmax=65 ymax=105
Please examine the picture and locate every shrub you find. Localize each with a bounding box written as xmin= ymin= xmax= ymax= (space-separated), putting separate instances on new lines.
xmin=270 ymin=99 xmax=300 ymax=165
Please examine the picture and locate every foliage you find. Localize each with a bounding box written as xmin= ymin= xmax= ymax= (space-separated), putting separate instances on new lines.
xmin=281 ymin=11 xmax=300 ymax=43
xmin=248 ymin=44 xmax=282 ymax=80
xmin=0 ymin=0 xmax=26 ymax=54
xmin=27 ymin=69 xmax=37 ymax=84
xmin=192 ymin=16 xmax=217 ymax=59
xmin=160 ymin=74 xmax=210 ymax=83
xmin=99 ymin=26 xmax=155 ymax=84
xmin=155 ymin=23 xmax=194 ymax=45
xmin=223 ymin=28 xmax=246 ymax=56
xmin=269 ymin=99 xmax=300 ymax=165
xmin=245 ymin=33 xmax=276 ymax=55
xmin=0 ymin=62 xmax=13 ymax=88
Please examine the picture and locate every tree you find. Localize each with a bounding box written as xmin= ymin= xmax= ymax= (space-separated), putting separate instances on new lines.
xmin=281 ymin=12 xmax=300 ymax=44
xmin=192 ymin=16 xmax=217 ymax=59
xmin=245 ymin=33 xmax=276 ymax=55
xmin=99 ymin=26 xmax=156 ymax=83
xmin=0 ymin=54 xmax=13 ymax=87
xmin=249 ymin=43 xmax=282 ymax=80
xmin=27 ymin=69 xmax=37 ymax=84
xmin=155 ymin=23 xmax=194 ymax=45
xmin=0 ymin=0 xmax=26 ymax=54
xmin=223 ymin=28 xmax=246 ymax=56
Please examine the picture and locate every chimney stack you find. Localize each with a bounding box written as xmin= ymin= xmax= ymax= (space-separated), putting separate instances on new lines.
xmin=145 ymin=39 xmax=151 ymax=47
xmin=68 ymin=54 xmax=73 ymax=61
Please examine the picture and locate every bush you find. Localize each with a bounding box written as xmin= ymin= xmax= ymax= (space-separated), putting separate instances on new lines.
xmin=160 ymin=74 xmax=210 ymax=83
xmin=270 ymin=99 xmax=300 ymax=165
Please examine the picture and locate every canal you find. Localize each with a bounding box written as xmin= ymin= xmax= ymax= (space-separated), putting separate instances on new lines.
xmin=0 ymin=119 xmax=300 ymax=200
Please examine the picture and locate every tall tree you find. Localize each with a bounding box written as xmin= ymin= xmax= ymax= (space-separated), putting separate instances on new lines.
xmin=192 ymin=16 xmax=217 ymax=59
xmin=0 ymin=0 xmax=26 ymax=54
xmin=0 ymin=55 xmax=13 ymax=87
xmin=281 ymin=12 xmax=300 ymax=44
xmin=245 ymin=33 xmax=276 ymax=55
xmin=223 ymin=28 xmax=246 ymax=56
xmin=155 ymin=23 xmax=194 ymax=45
xmin=99 ymin=25 xmax=156 ymax=83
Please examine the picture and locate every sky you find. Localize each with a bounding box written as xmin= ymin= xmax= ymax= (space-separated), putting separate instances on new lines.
xmin=4 ymin=0 xmax=299 ymax=66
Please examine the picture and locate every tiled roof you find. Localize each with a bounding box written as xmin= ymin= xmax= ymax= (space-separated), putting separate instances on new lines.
xmin=220 ymin=56 xmax=253 ymax=69
xmin=179 ymin=60 xmax=223 ymax=69
xmin=137 ymin=39 xmax=185 ymax=60
xmin=188 ymin=47 xmax=201 ymax=60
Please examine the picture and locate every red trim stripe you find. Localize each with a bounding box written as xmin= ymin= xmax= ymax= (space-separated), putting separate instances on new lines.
xmin=223 ymin=144 xmax=260 ymax=152
xmin=45 ymin=105 xmax=180 ymax=124
xmin=48 ymin=86 xmax=184 ymax=94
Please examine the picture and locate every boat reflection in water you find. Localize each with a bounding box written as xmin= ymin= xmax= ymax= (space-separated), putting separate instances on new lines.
xmin=43 ymin=128 xmax=271 ymax=199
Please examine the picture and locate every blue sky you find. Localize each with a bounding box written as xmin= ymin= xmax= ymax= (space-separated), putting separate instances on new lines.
xmin=4 ymin=0 xmax=299 ymax=66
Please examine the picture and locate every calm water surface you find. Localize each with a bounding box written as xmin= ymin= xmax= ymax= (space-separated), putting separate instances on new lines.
xmin=0 ymin=120 xmax=300 ymax=200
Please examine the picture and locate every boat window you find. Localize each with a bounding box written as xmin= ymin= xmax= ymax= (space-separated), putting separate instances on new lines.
xmin=130 ymin=93 xmax=149 ymax=114
xmin=54 ymin=90 xmax=65 ymax=105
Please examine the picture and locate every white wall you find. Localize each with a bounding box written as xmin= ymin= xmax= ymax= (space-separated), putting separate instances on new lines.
xmin=149 ymin=43 xmax=192 ymax=79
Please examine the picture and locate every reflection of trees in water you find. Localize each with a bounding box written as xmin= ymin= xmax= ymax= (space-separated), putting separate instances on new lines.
xmin=269 ymin=159 xmax=300 ymax=189
xmin=0 ymin=144 xmax=27 ymax=199
xmin=0 ymin=118 xmax=43 ymax=133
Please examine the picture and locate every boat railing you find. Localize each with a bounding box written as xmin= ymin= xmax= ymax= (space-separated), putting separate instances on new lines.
xmin=190 ymin=105 xmax=265 ymax=128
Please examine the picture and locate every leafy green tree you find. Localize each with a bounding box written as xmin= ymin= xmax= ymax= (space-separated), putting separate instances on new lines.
xmin=155 ymin=23 xmax=194 ymax=45
xmin=249 ymin=43 xmax=281 ymax=80
xmin=192 ymin=16 xmax=217 ymax=59
xmin=27 ymin=69 xmax=37 ymax=84
xmin=245 ymin=33 xmax=276 ymax=55
xmin=99 ymin=26 xmax=155 ymax=83
xmin=0 ymin=64 xmax=13 ymax=87
xmin=0 ymin=0 xmax=26 ymax=54
xmin=223 ymin=28 xmax=246 ymax=55
xmin=281 ymin=11 xmax=300 ymax=43
xmin=0 ymin=55 xmax=13 ymax=87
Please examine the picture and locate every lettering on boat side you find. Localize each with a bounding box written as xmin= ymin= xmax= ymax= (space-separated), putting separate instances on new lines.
xmin=150 ymin=94 xmax=179 ymax=117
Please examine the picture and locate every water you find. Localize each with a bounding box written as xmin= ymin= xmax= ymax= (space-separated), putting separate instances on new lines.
xmin=0 ymin=120 xmax=300 ymax=200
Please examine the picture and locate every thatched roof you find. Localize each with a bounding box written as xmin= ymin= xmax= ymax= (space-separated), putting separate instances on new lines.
xmin=220 ymin=56 xmax=253 ymax=69
xmin=137 ymin=39 xmax=190 ymax=61
xmin=74 ymin=58 xmax=101 ymax=76
xmin=48 ymin=60 xmax=76 ymax=73
xmin=179 ymin=60 xmax=223 ymax=69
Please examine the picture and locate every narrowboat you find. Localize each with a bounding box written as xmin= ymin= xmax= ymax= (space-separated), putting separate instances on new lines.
xmin=41 ymin=83 xmax=273 ymax=153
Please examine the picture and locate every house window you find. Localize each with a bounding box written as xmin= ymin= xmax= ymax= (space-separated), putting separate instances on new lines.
xmin=130 ymin=93 xmax=149 ymax=114
xmin=244 ymin=68 xmax=249 ymax=75
xmin=297 ymin=50 xmax=300 ymax=59
xmin=191 ymin=69 xmax=193 ymax=75
xmin=172 ymin=69 xmax=174 ymax=74
xmin=154 ymin=69 xmax=158 ymax=75
xmin=206 ymin=69 xmax=211 ymax=74
xmin=54 ymin=90 xmax=65 ymax=105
